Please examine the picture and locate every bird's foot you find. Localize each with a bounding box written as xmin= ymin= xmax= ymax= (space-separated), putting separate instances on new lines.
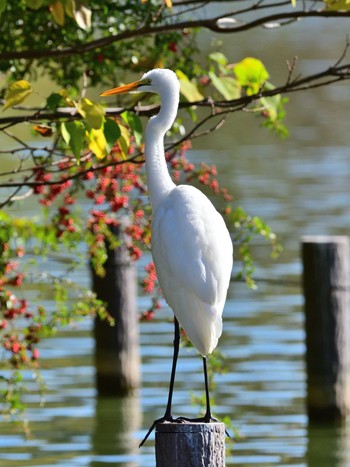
xmin=139 ymin=413 xmax=209 ymax=447
xmin=139 ymin=414 xmax=175 ymax=447
xmin=139 ymin=414 xmax=230 ymax=446
xmin=175 ymin=415 xmax=231 ymax=437
xmin=175 ymin=414 xmax=219 ymax=423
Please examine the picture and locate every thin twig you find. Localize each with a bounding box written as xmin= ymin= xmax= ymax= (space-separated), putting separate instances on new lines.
xmin=286 ymin=56 xmax=299 ymax=86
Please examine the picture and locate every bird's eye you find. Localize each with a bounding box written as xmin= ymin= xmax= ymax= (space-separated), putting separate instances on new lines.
xmin=139 ymin=78 xmax=152 ymax=87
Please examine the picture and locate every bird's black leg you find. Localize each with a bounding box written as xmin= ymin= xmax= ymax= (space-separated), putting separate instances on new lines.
xmin=139 ymin=317 xmax=180 ymax=447
xmin=202 ymin=356 xmax=212 ymax=421
xmin=202 ymin=356 xmax=230 ymax=437
xmin=163 ymin=316 xmax=180 ymax=419
xmin=177 ymin=356 xmax=219 ymax=424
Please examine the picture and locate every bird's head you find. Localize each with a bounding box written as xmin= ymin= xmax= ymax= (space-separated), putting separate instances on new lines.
xmin=100 ymin=68 xmax=179 ymax=97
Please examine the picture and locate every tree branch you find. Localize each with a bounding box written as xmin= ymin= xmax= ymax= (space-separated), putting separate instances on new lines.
xmin=0 ymin=8 xmax=349 ymax=61
xmin=0 ymin=61 xmax=349 ymax=128
xmin=0 ymin=58 xmax=349 ymax=189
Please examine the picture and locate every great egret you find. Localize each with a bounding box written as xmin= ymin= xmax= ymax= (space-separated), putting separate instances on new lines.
xmin=101 ymin=69 xmax=233 ymax=446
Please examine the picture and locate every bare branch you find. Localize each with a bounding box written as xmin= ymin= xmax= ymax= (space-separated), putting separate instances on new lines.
xmin=285 ymin=56 xmax=300 ymax=86
xmin=0 ymin=8 xmax=349 ymax=61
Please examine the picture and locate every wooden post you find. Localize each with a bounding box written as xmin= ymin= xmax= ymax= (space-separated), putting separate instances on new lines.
xmin=155 ymin=422 xmax=225 ymax=467
xmin=91 ymin=224 xmax=140 ymax=396
xmin=301 ymin=235 xmax=350 ymax=420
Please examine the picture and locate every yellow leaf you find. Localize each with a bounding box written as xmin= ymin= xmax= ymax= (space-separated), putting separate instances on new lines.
xmin=64 ymin=0 xmax=74 ymax=17
xmin=138 ymin=0 xmax=171 ymax=3
xmin=233 ymin=57 xmax=269 ymax=95
xmin=50 ymin=1 xmax=65 ymax=26
xmin=154 ymin=57 xmax=164 ymax=69
xmin=3 ymin=80 xmax=33 ymax=111
xmin=25 ymin=0 xmax=44 ymax=9
xmin=324 ymin=0 xmax=350 ymax=10
xmin=77 ymin=98 xmax=105 ymax=129
xmin=117 ymin=125 xmax=131 ymax=160
xmin=87 ymin=128 xmax=107 ymax=160
xmin=176 ymin=70 xmax=204 ymax=103
xmin=291 ymin=0 xmax=297 ymax=6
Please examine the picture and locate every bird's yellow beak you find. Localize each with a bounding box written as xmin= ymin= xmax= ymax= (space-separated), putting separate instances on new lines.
xmin=100 ymin=77 xmax=149 ymax=97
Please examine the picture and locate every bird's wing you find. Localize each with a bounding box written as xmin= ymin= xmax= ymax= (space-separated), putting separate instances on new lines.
xmin=151 ymin=185 xmax=233 ymax=308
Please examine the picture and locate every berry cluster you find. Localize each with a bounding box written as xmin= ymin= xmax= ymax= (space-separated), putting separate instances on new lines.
xmin=33 ymin=167 xmax=73 ymax=207
xmin=0 ymin=242 xmax=41 ymax=368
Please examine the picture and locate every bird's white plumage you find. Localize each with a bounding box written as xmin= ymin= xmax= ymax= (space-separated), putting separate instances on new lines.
xmin=152 ymin=185 xmax=233 ymax=356
xmin=134 ymin=68 xmax=233 ymax=357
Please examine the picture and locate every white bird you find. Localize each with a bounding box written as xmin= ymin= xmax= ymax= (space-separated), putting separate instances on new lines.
xmin=101 ymin=68 xmax=233 ymax=445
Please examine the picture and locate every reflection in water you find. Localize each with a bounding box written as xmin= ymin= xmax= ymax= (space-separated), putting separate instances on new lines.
xmin=307 ymin=420 xmax=350 ymax=467
xmin=91 ymin=394 xmax=141 ymax=467
xmin=307 ymin=421 xmax=342 ymax=467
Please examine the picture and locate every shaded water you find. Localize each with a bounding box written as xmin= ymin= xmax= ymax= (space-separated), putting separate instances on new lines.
xmin=1 ymin=17 xmax=350 ymax=467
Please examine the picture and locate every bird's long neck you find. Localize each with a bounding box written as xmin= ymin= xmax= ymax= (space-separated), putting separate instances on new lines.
xmin=145 ymin=91 xmax=178 ymax=211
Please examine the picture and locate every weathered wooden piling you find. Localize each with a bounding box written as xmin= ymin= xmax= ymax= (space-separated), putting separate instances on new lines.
xmin=155 ymin=422 xmax=225 ymax=467
xmin=91 ymin=224 xmax=140 ymax=395
xmin=301 ymin=235 xmax=350 ymax=420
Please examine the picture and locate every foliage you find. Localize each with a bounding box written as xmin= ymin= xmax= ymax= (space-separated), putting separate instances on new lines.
xmin=324 ymin=0 xmax=350 ymax=10
xmin=0 ymin=210 xmax=112 ymax=420
xmin=0 ymin=0 xmax=349 ymax=428
xmin=0 ymin=0 xmax=195 ymax=88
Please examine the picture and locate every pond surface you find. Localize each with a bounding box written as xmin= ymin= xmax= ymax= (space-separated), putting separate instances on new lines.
xmin=1 ymin=17 xmax=350 ymax=467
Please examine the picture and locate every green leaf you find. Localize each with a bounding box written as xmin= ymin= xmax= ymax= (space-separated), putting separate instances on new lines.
xmin=209 ymin=52 xmax=228 ymax=66
xmin=324 ymin=0 xmax=350 ymax=10
xmin=46 ymin=92 xmax=63 ymax=111
xmin=25 ymin=0 xmax=43 ymax=9
xmin=3 ymin=80 xmax=33 ymax=111
xmin=61 ymin=121 xmax=85 ymax=160
xmin=121 ymin=111 xmax=143 ymax=146
xmin=176 ymin=70 xmax=204 ymax=103
xmin=260 ymin=95 xmax=278 ymax=121
xmin=259 ymin=83 xmax=281 ymax=121
xmin=259 ymin=83 xmax=288 ymax=137
xmin=0 ymin=0 xmax=7 ymax=16
xmin=233 ymin=57 xmax=270 ymax=95
xmin=103 ymin=118 xmax=121 ymax=153
xmin=209 ymin=72 xmax=240 ymax=100
xmin=78 ymin=98 xmax=105 ymax=129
